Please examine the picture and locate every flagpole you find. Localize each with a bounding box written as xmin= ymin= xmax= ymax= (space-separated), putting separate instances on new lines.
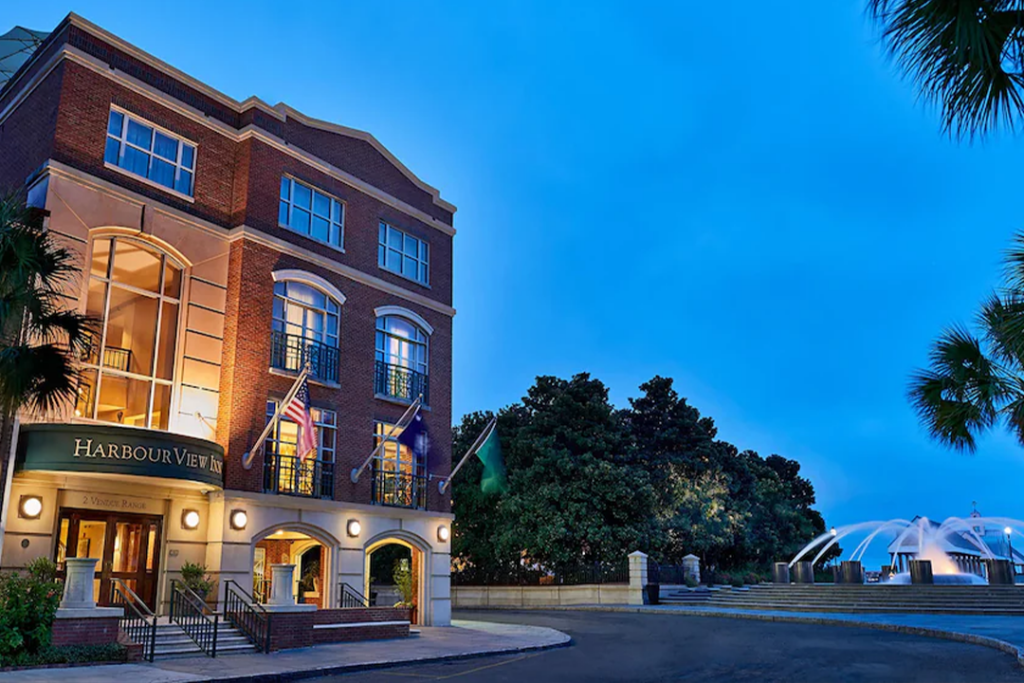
xmin=349 ymin=394 xmax=422 ymax=484
xmin=438 ymin=416 xmax=496 ymax=495
xmin=242 ymin=363 xmax=310 ymax=470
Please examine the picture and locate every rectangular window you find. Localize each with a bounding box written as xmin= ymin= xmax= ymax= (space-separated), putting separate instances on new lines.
xmin=264 ymin=401 xmax=336 ymax=498
xmin=105 ymin=108 xmax=196 ymax=197
xmin=279 ymin=177 xmax=345 ymax=249
xmin=378 ymin=222 xmax=429 ymax=285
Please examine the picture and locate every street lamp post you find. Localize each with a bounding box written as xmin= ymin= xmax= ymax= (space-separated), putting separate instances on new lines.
xmin=1006 ymin=527 xmax=1015 ymax=580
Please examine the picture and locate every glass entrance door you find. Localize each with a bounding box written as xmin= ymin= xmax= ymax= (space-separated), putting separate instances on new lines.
xmin=56 ymin=509 xmax=162 ymax=610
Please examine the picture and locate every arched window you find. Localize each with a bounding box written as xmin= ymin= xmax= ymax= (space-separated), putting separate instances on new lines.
xmin=271 ymin=280 xmax=341 ymax=383
xmin=77 ymin=237 xmax=183 ymax=429
xmin=374 ymin=313 xmax=429 ymax=404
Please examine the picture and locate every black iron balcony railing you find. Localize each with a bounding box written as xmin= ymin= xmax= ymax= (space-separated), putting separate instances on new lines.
xmin=263 ymin=452 xmax=334 ymax=499
xmin=371 ymin=466 xmax=427 ymax=509
xmin=374 ymin=360 xmax=429 ymax=404
xmin=270 ymin=330 xmax=340 ymax=383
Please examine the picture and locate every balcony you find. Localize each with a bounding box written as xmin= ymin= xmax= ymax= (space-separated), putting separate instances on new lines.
xmin=263 ymin=452 xmax=334 ymax=499
xmin=374 ymin=360 xmax=429 ymax=405
xmin=371 ymin=466 xmax=427 ymax=509
xmin=270 ymin=331 xmax=339 ymax=384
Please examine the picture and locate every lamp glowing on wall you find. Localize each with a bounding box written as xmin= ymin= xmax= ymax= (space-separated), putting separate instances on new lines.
xmin=230 ymin=509 xmax=248 ymax=531
xmin=347 ymin=519 xmax=361 ymax=537
xmin=181 ymin=509 xmax=200 ymax=530
xmin=437 ymin=525 xmax=450 ymax=543
xmin=18 ymin=495 xmax=42 ymax=520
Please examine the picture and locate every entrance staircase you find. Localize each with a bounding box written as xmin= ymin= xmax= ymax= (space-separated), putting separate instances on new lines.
xmin=658 ymin=583 xmax=1024 ymax=615
xmin=153 ymin=618 xmax=257 ymax=659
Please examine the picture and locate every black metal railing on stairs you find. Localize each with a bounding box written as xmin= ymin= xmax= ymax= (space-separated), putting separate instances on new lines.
xmin=169 ymin=580 xmax=220 ymax=657
xmin=224 ymin=579 xmax=270 ymax=653
xmin=110 ymin=578 xmax=157 ymax=661
xmin=338 ymin=582 xmax=370 ymax=609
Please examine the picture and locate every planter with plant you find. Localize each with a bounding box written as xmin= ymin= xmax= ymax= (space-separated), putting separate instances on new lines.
xmin=180 ymin=562 xmax=215 ymax=600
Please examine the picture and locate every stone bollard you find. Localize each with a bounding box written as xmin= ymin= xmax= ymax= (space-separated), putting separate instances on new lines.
xmin=53 ymin=556 xmax=122 ymax=645
xmin=772 ymin=562 xmax=791 ymax=584
xmin=61 ymin=558 xmax=100 ymax=610
xmin=986 ymin=559 xmax=1015 ymax=585
xmin=792 ymin=561 xmax=814 ymax=584
xmin=909 ymin=559 xmax=934 ymax=584
xmin=628 ymin=551 xmax=649 ymax=606
xmin=682 ymin=554 xmax=701 ymax=584
xmin=264 ymin=564 xmax=316 ymax=612
xmin=840 ymin=561 xmax=864 ymax=585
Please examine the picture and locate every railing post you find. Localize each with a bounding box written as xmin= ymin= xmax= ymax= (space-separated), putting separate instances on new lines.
xmin=212 ymin=613 xmax=219 ymax=657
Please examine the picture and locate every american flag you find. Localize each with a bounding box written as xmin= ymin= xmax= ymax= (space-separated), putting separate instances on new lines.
xmin=284 ymin=376 xmax=317 ymax=462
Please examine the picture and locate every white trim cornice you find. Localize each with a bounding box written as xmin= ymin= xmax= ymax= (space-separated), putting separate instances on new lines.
xmin=374 ymin=306 xmax=435 ymax=335
xmin=272 ymin=269 xmax=347 ymax=305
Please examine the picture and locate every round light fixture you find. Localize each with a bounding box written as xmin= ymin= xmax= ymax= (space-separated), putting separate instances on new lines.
xmin=830 ymin=526 xmax=837 ymax=537
xmin=347 ymin=519 xmax=362 ymax=537
xmin=19 ymin=495 xmax=42 ymax=520
xmin=230 ymin=509 xmax=248 ymax=531
xmin=437 ymin=525 xmax=450 ymax=543
xmin=181 ymin=509 xmax=200 ymax=530
xmin=1006 ymin=526 xmax=1014 ymax=536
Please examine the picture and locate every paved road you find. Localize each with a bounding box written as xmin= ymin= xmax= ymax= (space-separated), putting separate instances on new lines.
xmin=323 ymin=609 xmax=1024 ymax=683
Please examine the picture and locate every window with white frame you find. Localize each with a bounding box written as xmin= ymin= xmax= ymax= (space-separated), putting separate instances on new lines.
xmin=378 ymin=222 xmax=428 ymax=285
xmin=104 ymin=108 xmax=196 ymax=196
xmin=375 ymin=315 xmax=428 ymax=376
xmin=279 ymin=177 xmax=344 ymax=249
xmin=271 ymin=280 xmax=341 ymax=382
xmin=264 ymin=400 xmax=336 ymax=497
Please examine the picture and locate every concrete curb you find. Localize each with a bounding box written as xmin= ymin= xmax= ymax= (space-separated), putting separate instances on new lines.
xmin=189 ymin=630 xmax=573 ymax=683
xmin=457 ymin=604 xmax=1024 ymax=668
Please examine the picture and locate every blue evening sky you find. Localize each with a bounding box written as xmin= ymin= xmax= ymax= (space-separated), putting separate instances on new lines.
xmin=10 ymin=1 xmax=1024 ymax=534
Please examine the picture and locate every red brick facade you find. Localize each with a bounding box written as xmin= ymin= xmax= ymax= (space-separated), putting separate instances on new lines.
xmin=267 ymin=607 xmax=411 ymax=650
xmin=0 ymin=15 xmax=455 ymax=513
xmin=50 ymin=615 xmax=120 ymax=647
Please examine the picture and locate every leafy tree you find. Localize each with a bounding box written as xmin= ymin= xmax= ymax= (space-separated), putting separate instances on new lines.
xmin=868 ymin=0 xmax=1024 ymax=138
xmin=908 ymin=238 xmax=1024 ymax=451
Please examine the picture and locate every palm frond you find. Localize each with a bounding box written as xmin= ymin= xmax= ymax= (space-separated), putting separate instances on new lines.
xmin=977 ymin=291 xmax=1024 ymax=371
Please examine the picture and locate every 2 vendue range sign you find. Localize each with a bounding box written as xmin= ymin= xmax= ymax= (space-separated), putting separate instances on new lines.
xmin=16 ymin=423 xmax=225 ymax=488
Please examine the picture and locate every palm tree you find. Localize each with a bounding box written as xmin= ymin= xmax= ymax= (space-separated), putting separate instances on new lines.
xmin=909 ymin=234 xmax=1024 ymax=450
xmin=868 ymin=0 xmax=1024 ymax=138
xmin=0 ymin=191 xmax=92 ymax=418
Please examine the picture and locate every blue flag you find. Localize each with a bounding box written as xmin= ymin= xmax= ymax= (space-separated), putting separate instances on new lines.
xmin=398 ymin=413 xmax=430 ymax=461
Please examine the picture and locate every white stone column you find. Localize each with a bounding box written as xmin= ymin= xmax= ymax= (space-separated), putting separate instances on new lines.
xmin=628 ymin=551 xmax=648 ymax=605
xmin=682 ymin=554 xmax=701 ymax=584
xmin=265 ymin=564 xmax=315 ymax=613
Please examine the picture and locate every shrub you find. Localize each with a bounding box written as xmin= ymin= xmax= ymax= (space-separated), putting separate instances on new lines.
xmin=393 ymin=561 xmax=414 ymax=608
xmin=684 ymin=576 xmax=700 ymax=589
xmin=744 ymin=572 xmax=761 ymax=585
xmin=180 ymin=562 xmax=215 ymax=598
xmin=0 ymin=557 xmax=63 ymax=667
xmin=730 ymin=576 xmax=745 ymax=588
xmin=3 ymin=643 xmax=127 ymax=669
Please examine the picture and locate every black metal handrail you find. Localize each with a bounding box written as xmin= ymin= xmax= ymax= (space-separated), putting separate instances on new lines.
xmin=371 ymin=466 xmax=427 ymax=509
xmin=110 ymin=578 xmax=157 ymax=661
xmin=270 ymin=330 xmax=340 ymax=383
xmin=374 ymin=360 xmax=429 ymax=404
xmin=338 ymin=582 xmax=370 ymax=608
xmin=263 ymin=452 xmax=335 ymax=498
xmin=169 ymin=580 xmax=219 ymax=657
xmin=224 ymin=579 xmax=269 ymax=653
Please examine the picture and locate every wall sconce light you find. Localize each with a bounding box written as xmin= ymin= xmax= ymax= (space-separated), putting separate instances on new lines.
xmin=347 ymin=519 xmax=361 ymax=537
xmin=18 ymin=495 xmax=42 ymax=520
xmin=181 ymin=509 xmax=200 ymax=530
xmin=437 ymin=525 xmax=450 ymax=543
xmin=230 ymin=509 xmax=248 ymax=531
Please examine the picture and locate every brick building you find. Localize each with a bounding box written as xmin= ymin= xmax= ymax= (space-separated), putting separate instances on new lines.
xmin=0 ymin=14 xmax=456 ymax=626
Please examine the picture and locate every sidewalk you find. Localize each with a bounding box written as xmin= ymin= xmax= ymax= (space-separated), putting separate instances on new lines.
xmin=470 ymin=603 xmax=1024 ymax=666
xmin=2 ymin=620 xmax=570 ymax=683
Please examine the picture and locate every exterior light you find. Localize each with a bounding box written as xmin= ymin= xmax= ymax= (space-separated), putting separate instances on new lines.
xmin=230 ymin=509 xmax=248 ymax=531
xmin=181 ymin=509 xmax=200 ymax=530
xmin=830 ymin=527 xmax=837 ymax=537
xmin=18 ymin=495 xmax=42 ymax=520
xmin=347 ymin=519 xmax=361 ymax=537
xmin=1006 ymin=526 xmax=1014 ymax=536
xmin=437 ymin=525 xmax=450 ymax=543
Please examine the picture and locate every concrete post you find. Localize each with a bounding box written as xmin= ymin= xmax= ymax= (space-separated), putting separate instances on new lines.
xmin=269 ymin=564 xmax=297 ymax=606
xmin=986 ymin=559 xmax=1014 ymax=585
xmin=840 ymin=561 xmax=864 ymax=585
xmin=909 ymin=559 xmax=933 ymax=584
xmin=682 ymin=554 xmax=701 ymax=584
xmin=61 ymin=558 xmax=99 ymax=609
xmin=772 ymin=562 xmax=790 ymax=584
xmin=628 ymin=551 xmax=648 ymax=606
xmin=792 ymin=561 xmax=814 ymax=584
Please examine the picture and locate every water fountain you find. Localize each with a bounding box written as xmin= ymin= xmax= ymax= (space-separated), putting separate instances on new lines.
xmin=788 ymin=515 xmax=1024 ymax=586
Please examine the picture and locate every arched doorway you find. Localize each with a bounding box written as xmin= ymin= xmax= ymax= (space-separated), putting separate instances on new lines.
xmin=252 ymin=524 xmax=335 ymax=608
xmin=364 ymin=532 xmax=428 ymax=625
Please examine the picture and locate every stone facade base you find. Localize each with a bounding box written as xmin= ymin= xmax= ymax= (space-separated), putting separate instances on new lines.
xmin=50 ymin=615 xmax=121 ymax=647
xmin=267 ymin=607 xmax=411 ymax=651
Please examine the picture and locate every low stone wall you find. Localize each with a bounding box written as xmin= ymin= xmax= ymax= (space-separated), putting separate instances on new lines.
xmin=452 ymin=584 xmax=630 ymax=608
xmin=268 ymin=607 xmax=411 ymax=651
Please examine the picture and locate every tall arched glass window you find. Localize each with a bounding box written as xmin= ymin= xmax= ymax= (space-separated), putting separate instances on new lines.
xmin=77 ymin=237 xmax=182 ymax=429
xmin=271 ymin=281 xmax=340 ymax=383
xmin=374 ymin=315 xmax=428 ymax=403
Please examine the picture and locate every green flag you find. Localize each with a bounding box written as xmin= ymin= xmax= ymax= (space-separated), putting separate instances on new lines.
xmin=475 ymin=424 xmax=506 ymax=494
